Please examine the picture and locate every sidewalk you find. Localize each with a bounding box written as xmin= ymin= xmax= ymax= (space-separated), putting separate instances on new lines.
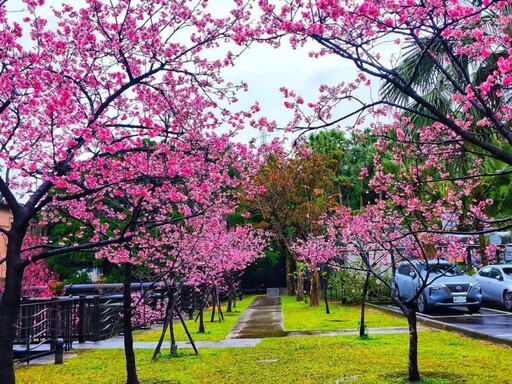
xmin=227 ymin=296 xmax=286 ymax=339
xmin=72 ymin=337 xmax=263 ymax=350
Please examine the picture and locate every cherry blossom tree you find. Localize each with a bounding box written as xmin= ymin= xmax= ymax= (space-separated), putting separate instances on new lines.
xmin=0 ymin=0 xmax=259 ymax=382
xmin=250 ymin=2 xmax=512 ymax=380
xmin=123 ymin=211 xmax=267 ymax=359
xmin=0 ymin=234 xmax=56 ymax=299
xmin=291 ymin=233 xmax=339 ymax=314
xmin=88 ymin=141 xmax=255 ymax=383
xmin=176 ymin=216 xmax=268 ymax=332
xmin=255 ymin=0 xmax=512 ymax=223
xmin=285 ymin=103 xmax=495 ymax=380
xmin=291 ymin=123 xmax=491 ymax=380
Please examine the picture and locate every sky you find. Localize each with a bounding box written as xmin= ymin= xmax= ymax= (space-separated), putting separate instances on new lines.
xmin=222 ymin=41 xmax=365 ymax=145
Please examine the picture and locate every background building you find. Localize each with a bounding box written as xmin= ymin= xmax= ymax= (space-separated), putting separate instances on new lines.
xmin=0 ymin=203 xmax=13 ymax=287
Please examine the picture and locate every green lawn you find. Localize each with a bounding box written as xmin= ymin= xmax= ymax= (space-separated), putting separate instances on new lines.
xmin=15 ymin=296 xmax=509 ymax=383
xmin=132 ymin=295 xmax=260 ymax=342
xmin=281 ymin=295 xmax=408 ymax=331
xmin=16 ymin=330 xmax=512 ymax=383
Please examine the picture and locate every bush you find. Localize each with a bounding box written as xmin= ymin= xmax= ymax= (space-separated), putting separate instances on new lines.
xmin=327 ymin=270 xmax=390 ymax=303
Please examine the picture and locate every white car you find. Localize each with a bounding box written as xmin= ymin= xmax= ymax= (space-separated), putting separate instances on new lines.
xmin=474 ymin=264 xmax=512 ymax=310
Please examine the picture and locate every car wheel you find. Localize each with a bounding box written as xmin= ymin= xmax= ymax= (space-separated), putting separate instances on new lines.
xmin=416 ymin=293 xmax=429 ymax=314
xmin=467 ymin=305 xmax=481 ymax=313
xmin=503 ymin=291 xmax=512 ymax=311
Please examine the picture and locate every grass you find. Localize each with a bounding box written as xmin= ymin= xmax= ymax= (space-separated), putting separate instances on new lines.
xmin=281 ymin=295 xmax=408 ymax=331
xmin=15 ymin=296 xmax=508 ymax=383
xmin=132 ymin=295 xmax=260 ymax=342
xmin=15 ymin=330 xmax=512 ymax=383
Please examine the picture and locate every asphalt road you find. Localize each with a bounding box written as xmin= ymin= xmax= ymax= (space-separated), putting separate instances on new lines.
xmin=377 ymin=303 xmax=512 ymax=344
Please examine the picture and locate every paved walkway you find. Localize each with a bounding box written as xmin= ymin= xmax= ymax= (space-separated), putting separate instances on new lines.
xmin=227 ymin=296 xmax=286 ymax=339
xmin=72 ymin=337 xmax=263 ymax=350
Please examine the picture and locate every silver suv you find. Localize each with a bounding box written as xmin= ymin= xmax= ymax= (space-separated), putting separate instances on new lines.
xmin=393 ymin=260 xmax=482 ymax=313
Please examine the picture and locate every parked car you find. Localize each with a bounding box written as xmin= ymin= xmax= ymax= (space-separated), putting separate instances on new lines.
xmin=393 ymin=260 xmax=482 ymax=313
xmin=474 ymin=264 xmax=512 ymax=310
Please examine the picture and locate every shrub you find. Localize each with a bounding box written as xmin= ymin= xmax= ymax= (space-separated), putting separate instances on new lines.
xmin=327 ymin=270 xmax=390 ymax=303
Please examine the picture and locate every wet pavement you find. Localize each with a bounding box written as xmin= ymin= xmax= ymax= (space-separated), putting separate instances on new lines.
xmin=226 ymin=295 xmax=425 ymax=339
xmin=375 ymin=303 xmax=512 ymax=345
xmin=227 ymin=296 xmax=286 ymax=339
xmin=72 ymin=338 xmax=263 ymax=349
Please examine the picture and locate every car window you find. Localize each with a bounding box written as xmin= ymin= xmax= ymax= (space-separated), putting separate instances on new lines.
xmin=478 ymin=267 xmax=491 ymax=278
xmin=502 ymin=268 xmax=512 ymax=277
xmin=489 ymin=268 xmax=502 ymax=279
xmin=430 ymin=264 xmax=460 ymax=275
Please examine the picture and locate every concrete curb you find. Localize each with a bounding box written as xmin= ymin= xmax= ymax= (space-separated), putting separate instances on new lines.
xmin=368 ymin=302 xmax=512 ymax=347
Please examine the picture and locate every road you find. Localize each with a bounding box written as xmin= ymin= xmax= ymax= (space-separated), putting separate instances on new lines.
xmin=376 ymin=303 xmax=512 ymax=344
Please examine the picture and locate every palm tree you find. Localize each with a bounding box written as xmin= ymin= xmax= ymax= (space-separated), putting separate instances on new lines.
xmin=308 ymin=130 xmax=384 ymax=209
xmin=379 ymin=19 xmax=512 ymax=264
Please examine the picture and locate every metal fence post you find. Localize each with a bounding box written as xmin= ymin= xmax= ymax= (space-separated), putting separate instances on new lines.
xmin=93 ymin=295 xmax=100 ymax=341
xmin=78 ymin=295 xmax=86 ymax=343
xmin=49 ymin=299 xmax=59 ymax=351
xmin=54 ymin=338 xmax=64 ymax=364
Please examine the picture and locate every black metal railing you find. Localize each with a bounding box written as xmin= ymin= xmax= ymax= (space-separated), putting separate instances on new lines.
xmin=15 ymin=297 xmax=73 ymax=363
xmin=14 ymin=285 xmax=201 ymax=363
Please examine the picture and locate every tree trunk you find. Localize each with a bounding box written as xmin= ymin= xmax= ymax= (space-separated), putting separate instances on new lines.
xmin=123 ymin=263 xmax=140 ymax=384
xmin=296 ymin=271 xmax=304 ymax=301
xmin=199 ymin=306 xmax=205 ymax=333
xmin=169 ymin=315 xmax=177 ymax=357
xmin=152 ymin=293 xmax=173 ymax=361
xmin=210 ymin=286 xmax=216 ymax=323
xmin=0 ymin=234 xmax=25 ymax=384
xmin=285 ymin=256 xmax=296 ymax=296
xmin=309 ymin=270 xmax=320 ymax=306
xmin=477 ymin=222 xmax=488 ymax=265
xmin=359 ymin=272 xmax=370 ymax=338
xmin=321 ymin=269 xmax=330 ymax=314
xmin=406 ymin=306 xmax=421 ymax=382
xmin=217 ymin=291 xmax=224 ymax=322
xmin=226 ymin=289 xmax=232 ymax=313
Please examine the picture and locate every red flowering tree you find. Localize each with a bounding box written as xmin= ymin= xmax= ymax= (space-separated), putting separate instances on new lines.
xmin=246 ymin=149 xmax=338 ymax=302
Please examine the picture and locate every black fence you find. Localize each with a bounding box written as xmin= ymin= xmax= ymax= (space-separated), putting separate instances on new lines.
xmin=13 ymin=284 xmax=204 ymax=363
xmin=14 ymin=295 xmax=125 ymax=363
